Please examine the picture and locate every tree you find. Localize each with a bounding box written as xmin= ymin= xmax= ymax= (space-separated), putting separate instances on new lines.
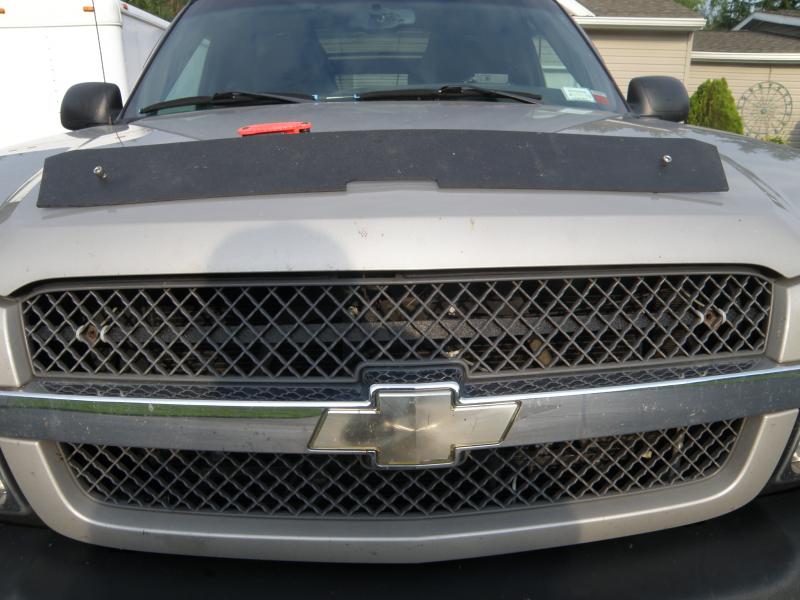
xmin=704 ymin=0 xmax=800 ymax=30
xmin=686 ymin=78 xmax=745 ymax=134
xmin=129 ymin=0 xmax=189 ymax=21
xmin=675 ymin=0 xmax=705 ymax=11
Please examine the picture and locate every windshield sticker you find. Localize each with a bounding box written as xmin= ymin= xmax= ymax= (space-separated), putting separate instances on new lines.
xmin=591 ymin=90 xmax=610 ymax=105
xmin=561 ymin=87 xmax=596 ymax=103
xmin=470 ymin=73 xmax=509 ymax=85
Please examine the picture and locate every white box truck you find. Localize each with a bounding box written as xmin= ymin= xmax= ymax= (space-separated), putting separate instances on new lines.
xmin=0 ymin=0 xmax=167 ymax=149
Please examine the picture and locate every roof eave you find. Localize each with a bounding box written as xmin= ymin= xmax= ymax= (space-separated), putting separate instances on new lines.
xmin=576 ymin=16 xmax=706 ymax=31
xmin=120 ymin=1 xmax=169 ymax=29
xmin=734 ymin=12 xmax=800 ymax=31
xmin=556 ymin=0 xmax=595 ymax=17
xmin=691 ymin=50 xmax=800 ymax=63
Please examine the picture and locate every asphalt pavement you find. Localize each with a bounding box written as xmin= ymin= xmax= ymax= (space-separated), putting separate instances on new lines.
xmin=4 ymin=489 xmax=800 ymax=600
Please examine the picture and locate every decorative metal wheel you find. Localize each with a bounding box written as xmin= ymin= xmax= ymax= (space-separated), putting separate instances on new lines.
xmin=738 ymin=81 xmax=793 ymax=139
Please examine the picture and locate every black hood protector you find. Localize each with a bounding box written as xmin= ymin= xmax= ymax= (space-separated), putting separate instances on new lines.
xmin=37 ymin=129 xmax=728 ymax=208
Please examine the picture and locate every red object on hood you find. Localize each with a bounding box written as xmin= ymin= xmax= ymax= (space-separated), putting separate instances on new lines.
xmin=238 ymin=121 xmax=312 ymax=136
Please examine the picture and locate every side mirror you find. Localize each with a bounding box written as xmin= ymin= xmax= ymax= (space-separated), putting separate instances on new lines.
xmin=60 ymin=82 xmax=123 ymax=130
xmin=627 ymin=76 xmax=689 ymax=123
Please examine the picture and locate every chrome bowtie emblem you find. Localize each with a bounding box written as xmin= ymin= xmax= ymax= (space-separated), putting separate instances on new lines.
xmin=309 ymin=383 xmax=519 ymax=467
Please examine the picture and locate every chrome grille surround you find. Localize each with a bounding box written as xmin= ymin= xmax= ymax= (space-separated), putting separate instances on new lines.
xmin=22 ymin=270 xmax=773 ymax=381
xmin=31 ymin=358 xmax=759 ymax=403
xmin=60 ymin=419 xmax=743 ymax=519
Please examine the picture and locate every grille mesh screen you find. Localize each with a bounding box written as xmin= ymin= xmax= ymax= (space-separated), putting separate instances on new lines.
xmin=61 ymin=419 xmax=743 ymax=519
xmin=23 ymin=272 xmax=772 ymax=380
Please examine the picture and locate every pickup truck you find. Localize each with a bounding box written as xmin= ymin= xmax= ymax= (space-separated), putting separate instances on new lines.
xmin=1 ymin=0 xmax=799 ymax=564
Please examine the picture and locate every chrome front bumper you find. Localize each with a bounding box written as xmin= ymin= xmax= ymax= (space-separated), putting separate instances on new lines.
xmin=0 ymin=411 xmax=795 ymax=563
xmin=0 ymin=360 xmax=799 ymax=452
xmin=0 ymin=361 xmax=799 ymax=562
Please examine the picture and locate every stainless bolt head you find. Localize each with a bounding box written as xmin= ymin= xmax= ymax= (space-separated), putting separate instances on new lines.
xmin=661 ymin=155 xmax=673 ymax=166
xmin=93 ymin=165 xmax=107 ymax=180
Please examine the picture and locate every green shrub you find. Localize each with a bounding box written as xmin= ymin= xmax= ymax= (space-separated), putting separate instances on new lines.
xmin=764 ymin=135 xmax=786 ymax=144
xmin=687 ymin=78 xmax=744 ymax=135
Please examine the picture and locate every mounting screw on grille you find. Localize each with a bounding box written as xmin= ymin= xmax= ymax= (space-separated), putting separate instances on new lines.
xmin=76 ymin=323 xmax=100 ymax=346
xmin=93 ymin=165 xmax=108 ymax=180
xmin=661 ymin=154 xmax=673 ymax=166
xmin=701 ymin=307 xmax=727 ymax=330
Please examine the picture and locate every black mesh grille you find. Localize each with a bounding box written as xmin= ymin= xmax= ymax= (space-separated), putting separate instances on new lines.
xmin=23 ymin=272 xmax=772 ymax=381
xmin=61 ymin=419 xmax=743 ymax=518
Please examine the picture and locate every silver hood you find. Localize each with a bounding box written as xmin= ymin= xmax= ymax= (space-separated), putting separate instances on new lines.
xmin=2 ymin=101 xmax=800 ymax=296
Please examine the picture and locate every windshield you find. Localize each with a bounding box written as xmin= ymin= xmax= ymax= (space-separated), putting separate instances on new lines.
xmin=124 ymin=0 xmax=625 ymax=117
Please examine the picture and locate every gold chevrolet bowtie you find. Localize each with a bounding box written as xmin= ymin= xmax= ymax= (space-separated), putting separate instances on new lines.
xmin=309 ymin=385 xmax=520 ymax=467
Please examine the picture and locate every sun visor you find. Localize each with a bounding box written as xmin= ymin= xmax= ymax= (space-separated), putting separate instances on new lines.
xmin=37 ymin=129 xmax=729 ymax=208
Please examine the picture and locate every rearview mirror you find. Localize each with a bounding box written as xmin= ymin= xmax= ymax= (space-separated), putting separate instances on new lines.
xmin=60 ymin=82 xmax=123 ymax=131
xmin=627 ymin=76 xmax=689 ymax=123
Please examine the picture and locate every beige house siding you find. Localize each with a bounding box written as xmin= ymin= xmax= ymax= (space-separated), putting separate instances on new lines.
xmin=582 ymin=24 xmax=800 ymax=147
xmin=687 ymin=63 xmax=800 ymax=146
xmin=585 ymin=30 xmax=694 ymax=93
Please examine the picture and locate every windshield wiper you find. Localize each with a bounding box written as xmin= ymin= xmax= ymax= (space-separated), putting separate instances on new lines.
xmin=358 ymin=85 xmax=542 ymax=105
xmin=140 ymin=90 xmax=315 ymax=115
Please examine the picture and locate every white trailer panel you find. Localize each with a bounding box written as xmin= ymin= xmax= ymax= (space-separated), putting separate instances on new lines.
xmin=0 ymin=0 xmax=167 ymax=149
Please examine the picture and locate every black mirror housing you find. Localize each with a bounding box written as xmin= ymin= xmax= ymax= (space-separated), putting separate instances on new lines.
xmin=627 ymin=76 xmax=690 ymax=123
xmin=60 ymin=82 xmax=123 ymax=130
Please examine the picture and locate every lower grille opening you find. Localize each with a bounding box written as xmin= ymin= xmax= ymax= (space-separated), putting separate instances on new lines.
xmin=60 ymin=419 xmax=743 ymax=519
